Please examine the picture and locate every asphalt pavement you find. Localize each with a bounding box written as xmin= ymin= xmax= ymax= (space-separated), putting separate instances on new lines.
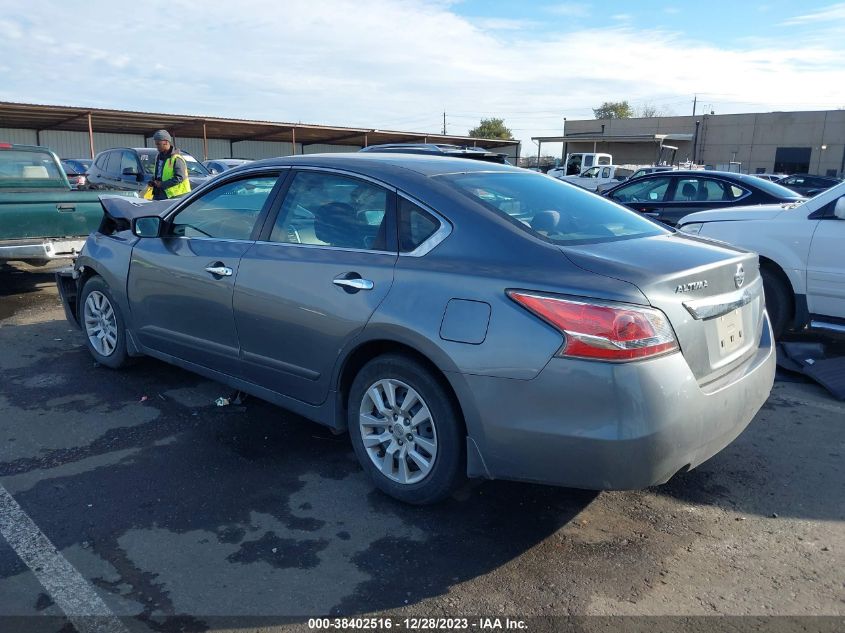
xmin=0 ymin=262 xmax=843 ymax=633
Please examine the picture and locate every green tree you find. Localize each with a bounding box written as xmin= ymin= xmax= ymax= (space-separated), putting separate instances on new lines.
xmin=468 ymin=118 xmax=513 ymax=140
xmin=593 ymin=101 xmax=633 ymax=119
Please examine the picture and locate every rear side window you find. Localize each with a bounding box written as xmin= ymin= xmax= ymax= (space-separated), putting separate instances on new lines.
xmin=399 ymin=198 xmax=439 ymax=252
xmin=94 ymin=153 xmax=108 ymax=169
xmin=443 ymin=172 xmax=668 ymax=245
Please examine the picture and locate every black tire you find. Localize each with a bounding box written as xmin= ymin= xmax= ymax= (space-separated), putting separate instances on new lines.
xmin=348 ymin=354 xmax=465 ymax=505
xmin=761 ymin=266 xmax=792 ymax=339
xmin=78 ymin=275 xmax=130 ymax=369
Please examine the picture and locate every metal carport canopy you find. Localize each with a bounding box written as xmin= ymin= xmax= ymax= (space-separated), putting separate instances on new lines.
xmin=0 ymin=101 xmax=520 ymax=158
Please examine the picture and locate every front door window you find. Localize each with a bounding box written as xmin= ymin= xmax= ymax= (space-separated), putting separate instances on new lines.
xmin=170 ymin=176 xmax=279 ymax=241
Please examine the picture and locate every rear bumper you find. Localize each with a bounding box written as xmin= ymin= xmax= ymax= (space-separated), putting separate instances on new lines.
xmin=55 ymin=267 xmax=81 ymax=328
xmin=0 ymin=238 xmax=86 ymax=262
xmin=459 ymin=312 xmax=776 ymax=490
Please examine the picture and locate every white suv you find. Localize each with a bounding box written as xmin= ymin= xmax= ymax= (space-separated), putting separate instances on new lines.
xmin=678 ymin=181 xmax=845 ymax=338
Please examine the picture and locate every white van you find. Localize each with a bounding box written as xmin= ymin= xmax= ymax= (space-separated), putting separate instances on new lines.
xmin=547 ymin=153 xmax=612 ymax=179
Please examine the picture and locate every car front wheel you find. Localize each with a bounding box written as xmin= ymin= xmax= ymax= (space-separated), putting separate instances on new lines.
xmin=79 ymin=276 xmax=130 ymax=368
xmin=348 ymin=354 xmax=465 ymax=504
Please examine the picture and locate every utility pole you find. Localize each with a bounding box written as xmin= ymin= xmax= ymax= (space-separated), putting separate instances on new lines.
xmin=442 ymin=112 xmax=447 ymax=135
xmin=561 ymin=117 xmax=567 ymax=161
xmin=692 ymin=94 xmax=697 ymax=117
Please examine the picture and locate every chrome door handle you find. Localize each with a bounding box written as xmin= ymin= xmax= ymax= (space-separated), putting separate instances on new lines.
xmin=333 ymin=278 xmax=374 ymax=291
xmin=205 ymin=265 xmax=233 ymax=277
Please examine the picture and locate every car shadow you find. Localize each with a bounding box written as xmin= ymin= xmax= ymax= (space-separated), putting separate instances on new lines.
xmin=0 ymin=320 xmax=595 ymax=626
xmin=652 ymin=372 xmax=844 ymax=522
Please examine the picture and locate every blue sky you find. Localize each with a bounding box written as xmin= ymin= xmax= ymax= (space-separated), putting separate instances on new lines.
xmin=0 ymin=0 xmax=843 ymax=150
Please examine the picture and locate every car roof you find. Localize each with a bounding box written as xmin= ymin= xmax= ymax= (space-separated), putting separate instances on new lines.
xmin=243 ymin=152 xmax=521 ymax=178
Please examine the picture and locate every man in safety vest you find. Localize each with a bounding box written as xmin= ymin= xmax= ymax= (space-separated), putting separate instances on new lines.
xmin=149 ymin=129 xmax=190 ymax=200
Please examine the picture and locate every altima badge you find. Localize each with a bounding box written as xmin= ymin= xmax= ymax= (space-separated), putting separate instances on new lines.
xmin=675 ymin=280 xmax=709 ymax=293
xmin=735 ymin=264 xmax=745 ymax=289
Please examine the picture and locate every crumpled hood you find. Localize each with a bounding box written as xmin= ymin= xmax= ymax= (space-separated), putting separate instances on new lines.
xmin=99 ymin=195 xmax=176 ymax=221
xmin=678 ymin=202 xmax=804 ymax=225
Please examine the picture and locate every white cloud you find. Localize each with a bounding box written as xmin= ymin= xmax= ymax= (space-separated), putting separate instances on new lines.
xmin=473 ymin=18 xmax=537 ymax=31
xmin=664 ymin=7 xmax=681 ymax=14
xmin=0 ymin=0 xmax=843 ymax=150
xmin=782 ymin=2 xmax=845 ymax=24
xmin=546 ymin=3 xmax=588 ymax=17
xmin=611 ymin=14 xmax=632 ymax=21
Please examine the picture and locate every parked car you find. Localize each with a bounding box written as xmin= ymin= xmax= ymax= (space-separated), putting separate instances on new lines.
xmin=753 ymin=173 xmax=786 ymax=183
xmin=60 ymin=158 xmax=92 ymax=190
xmin=360 ymin=143 xmax=509 ymax=164
xmin=602 ymin=170 xmax=805 ymax=226
xmin=595 ymin=165 xmax=674 ymax=194
xmin=678 ymin=181 xmax=845 ymax=338
xmin=0 ymin=144 xmax=135 ymax=263
xmin=203 ymin=158 xmax=252 ymax=175
xmin=86 ymin=147 xmax=212 ymax=193
xmin=558 ymin=165 xmax=634 ymax=192
xmin=777 ymin=174 xmax=841 ymax=197
xmin=628 ymin=166 xmax=674 ymax=180
xmin=56 ymin=154 xmax=775 ymax=504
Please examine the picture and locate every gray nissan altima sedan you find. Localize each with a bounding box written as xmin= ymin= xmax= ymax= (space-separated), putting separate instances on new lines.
xmin=56 ymin=153 xmax=776 ymax=504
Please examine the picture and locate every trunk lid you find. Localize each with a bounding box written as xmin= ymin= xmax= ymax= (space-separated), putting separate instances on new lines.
xmin=561 ymin=232 xmax=765 ymax=384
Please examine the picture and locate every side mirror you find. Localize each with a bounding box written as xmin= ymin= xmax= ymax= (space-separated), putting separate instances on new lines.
xmin=835 ymin=197 xmax=845 ymax=220
xmin=122 ymin=167 xmax=138 ymax=176
xmin=133 ymin=216 xmax=162 ymax=238
xmin=209 ymin=168 xmax=219 ymax=175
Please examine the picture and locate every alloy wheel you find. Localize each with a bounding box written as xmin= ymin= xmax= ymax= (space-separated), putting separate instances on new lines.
xmin=83 ymin=290 xmax=118 ymax=357
xmin=358 ymin=378 xmax=438 ymax=485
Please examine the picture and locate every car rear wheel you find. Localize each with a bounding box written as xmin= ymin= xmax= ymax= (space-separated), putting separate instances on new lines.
xmin=761 ymin=266 xmax=792 ymax=339
xmin=348 ymin=354 xmax=464 ymax=504
xmin=80 ymin=276 xmax=130 ymax=369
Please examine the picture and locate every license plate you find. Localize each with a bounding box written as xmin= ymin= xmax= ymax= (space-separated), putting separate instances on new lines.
xmin=717 ymin=308 xmax=744 ymax=354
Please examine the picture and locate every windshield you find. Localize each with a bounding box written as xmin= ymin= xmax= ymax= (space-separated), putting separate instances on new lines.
xmin=441 ymin=172 xmax=669 ymax=245
xmin=138 ymin=150 xmax=210 ymax=177
xmin=62 ymin=159 xmax=92 ymax=174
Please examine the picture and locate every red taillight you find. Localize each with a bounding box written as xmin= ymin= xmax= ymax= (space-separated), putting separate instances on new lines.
xmin=508 ymin=291 xmax=679 ymax=361
xmin=0 ymin=143 xmax=12 ymax=150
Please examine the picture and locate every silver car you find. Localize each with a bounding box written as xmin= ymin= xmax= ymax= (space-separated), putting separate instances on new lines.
xmin=57 ymin=154 xmax=776 ymax=504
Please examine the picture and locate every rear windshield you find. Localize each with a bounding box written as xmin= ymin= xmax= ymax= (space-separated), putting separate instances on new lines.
xmin=743 ymin=176 xmax=805 ymax=198
xmin=441 ymin=172 xmax=669 ymax=245
xmin=0 ymin=150 xmax=66 ymax=188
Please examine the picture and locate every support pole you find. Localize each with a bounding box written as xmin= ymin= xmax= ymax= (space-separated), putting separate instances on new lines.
xmin=291 ymin=127 xmax=296 ymax=155
xmin=363 ymin=133 xmax=368 ymax=147
xmin=202 ymin=122 xmax=208 ymax=161
xmin=87 ymin=112 xmax=95 ymax=158
xmin=536 ymin=141 xmax=542 ymax=168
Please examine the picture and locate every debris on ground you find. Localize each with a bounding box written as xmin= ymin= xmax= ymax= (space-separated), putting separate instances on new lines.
xmin=776 ymin=341 xmax=845 ymax=400
xmin=215 ymin=390 xmax=248 ymax=407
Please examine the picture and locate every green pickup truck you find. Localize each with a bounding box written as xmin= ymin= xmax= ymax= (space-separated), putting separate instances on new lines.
xmin=0 ymin=143 xmax=136 ymax=263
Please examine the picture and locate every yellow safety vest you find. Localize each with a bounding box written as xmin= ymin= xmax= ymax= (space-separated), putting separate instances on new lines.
xmin=160 ymin=153 xmax=191 ymax=198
